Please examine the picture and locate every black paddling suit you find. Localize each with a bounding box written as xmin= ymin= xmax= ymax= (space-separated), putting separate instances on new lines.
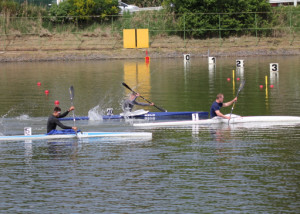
xmin=47 ymin=111 xmax=72 ymax=133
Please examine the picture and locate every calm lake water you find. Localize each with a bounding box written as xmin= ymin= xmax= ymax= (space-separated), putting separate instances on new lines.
xmin=0 ymin=56 xmax=300 ymax=213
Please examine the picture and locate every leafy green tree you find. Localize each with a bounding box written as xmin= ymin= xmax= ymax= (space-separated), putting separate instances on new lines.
xmin=49 ymin=0 xmax=71 ymax=22
xmin=162 ymin=0 xmax=273 ymax=38
xmin=68 ymin=0 xmax=95 ymax=18
xmin=92 ymin=0 xmax=119 ymax=18
xmin=122 ymin=0 xmax=163 ymax=7
xmin=49 ymin=0 xmax=118 ymax=22
xmin=0 ymin=0 xmax=19 ymax=15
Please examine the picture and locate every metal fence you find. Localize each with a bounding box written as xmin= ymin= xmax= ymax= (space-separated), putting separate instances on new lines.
xmin=0 ymin=11 xmax=299 ymax=51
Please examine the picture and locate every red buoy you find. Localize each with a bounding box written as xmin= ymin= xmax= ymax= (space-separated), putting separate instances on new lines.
xmin=37 ymin=82 xmax=41 ymax=86
xmin=227 ymin=78 xmax=231 ymax=81
xmin=259 ymin=85 xmax=263 ymax=89
xmin=145 ymin=56 xmax=150 ymax=63
xmin=237 ymin=78 xmax=240 ymax=81
xmin=270 ymin=85 xmax=274 ymax=88
xmin=45 ymin=90 xmax=49 ymax=94
xmin=145 ymin=50 xmax=150 ymax=62
xmin=54 ymin=100 xmax=60 ymax=106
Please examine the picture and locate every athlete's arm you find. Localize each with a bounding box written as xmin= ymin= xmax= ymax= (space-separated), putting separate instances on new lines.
xmin=215 ymin=110 xmax=230 ymax=119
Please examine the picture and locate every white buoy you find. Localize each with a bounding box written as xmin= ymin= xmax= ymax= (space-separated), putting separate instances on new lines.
xmin=236 ymin=59 xmax=244 ymax=68
xmin=24 ymin=127 xmax=32 ymax=136
xmin=270 ymin=63 xmax=279 ymax=72
xmin=183 ymin=54 xmax=190 ymax=62
xmin=208 ymin=57 xmax=216 ymax=64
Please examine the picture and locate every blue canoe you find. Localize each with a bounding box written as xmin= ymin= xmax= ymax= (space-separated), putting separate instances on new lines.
xmin=60 ymin=111 xmax=209 ymax=121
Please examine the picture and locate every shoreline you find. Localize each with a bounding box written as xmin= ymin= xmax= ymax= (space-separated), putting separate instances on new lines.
xmin=1 ymin=35 xmax=299 ymax=62
xmin=1 ymin=28 xmax=299 ymax=63
xmin=1 ymin=48 xmax=299 ymax=63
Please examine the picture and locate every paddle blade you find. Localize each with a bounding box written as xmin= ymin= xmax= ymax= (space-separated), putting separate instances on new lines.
xmin=69 ymin=86 xmax=74 ymax=101
xmin=69 ymin=86 xmax=76 ymax=127
xmin=154 ymin=105 xmax=167 ymax=112
xmin=122 ymin=82 xmax=132 ymax=91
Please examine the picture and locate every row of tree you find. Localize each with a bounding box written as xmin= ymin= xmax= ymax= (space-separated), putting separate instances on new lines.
xmin=123 ymin=0 xmax=163 ymax=7
xmin=0 ymin=0 xmax=120 ymax=18
xmin=162 ymin=0 xmax=274 ymax=38
xmin=49 ymin=0 xmax=119 ymax=22
xmin=0 ymin=0 xmax=282 ymax=38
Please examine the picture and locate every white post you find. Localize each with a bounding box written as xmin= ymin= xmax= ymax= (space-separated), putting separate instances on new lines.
xmin=183 ymin=54 xmax=190 ymax=62
xmin=106 ymin=108 xmax=114 ymax=115
xmin=270 ymin=63 xmax=279 ymax=72
xmin=236 ymin=59 xmax=244 ymax=68
xmin=208 ymin=57 xmax=216 ymax=64
xmin=192 ymin=113 xmax=199 ymax=121
xmin=294 ymin=0 xmax=297 ymax=7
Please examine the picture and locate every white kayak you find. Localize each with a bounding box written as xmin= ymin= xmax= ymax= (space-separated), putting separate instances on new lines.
xmin=133 ymin=114 xmax=300 ymax=127
xmin=120 ymin=109 xmax=149 ymax=117
xmin=0 ymin=131 xmax=152 ymax=141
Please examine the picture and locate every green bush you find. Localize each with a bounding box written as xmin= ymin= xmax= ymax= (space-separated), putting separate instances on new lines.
xmin=0 ymin=0 xmax=19 ymax=15
xmin=122 ymin=0 xmax=163 ymax=7
xmin=1 ymin=0 xmax=298 ymax=39
xmin=17 ymin=1 xmax=48 ymax=17
xmin=49 ymin=0 xmax=72 ymax=23
xmin=272 ymin=6 xmax=300 ymax=32
xmin=49 ymin=0 xmax=119 ymax=22
xmin=163 ymin=0 xmax=274 ymax=38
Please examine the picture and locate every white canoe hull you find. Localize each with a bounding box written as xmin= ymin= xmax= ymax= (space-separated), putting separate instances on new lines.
xmin=133 ymin=114 xmax=300 ymax=127
xmin=120 ymin=109 xmax=149 ymax=117
xmin=0 ymin=132 xmax=152 ymax=141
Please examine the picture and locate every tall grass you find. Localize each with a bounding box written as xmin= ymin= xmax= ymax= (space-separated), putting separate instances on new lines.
xmin=1 ymin=1 xmax=300 ymax=39
xmin=112 ymin=10 xmax=177 ymax=36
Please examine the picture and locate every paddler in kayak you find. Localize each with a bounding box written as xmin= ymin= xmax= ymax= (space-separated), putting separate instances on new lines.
xmin=123 ymin=92 xmax=154 ymax=112
xmin=47 ymin=106 xmax=77 ymax=134
xmin=210 ymin=93 xmax=237 ymax=119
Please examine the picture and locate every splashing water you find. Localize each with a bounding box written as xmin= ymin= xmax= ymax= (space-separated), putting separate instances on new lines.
xmin=88 ymin=105 xmax=103 ymax=121
xmin=15 ymin=114 xmax=30 ymax=120
xmin=0 ymin=117 xmax=4 ymax=134
xmin=0 ymin=108 xmax=16 ymax=135
xmin=1 ymin=108 xmax=15 ymax=119
xmin=88 ymin=90 xmax=123 ymax=121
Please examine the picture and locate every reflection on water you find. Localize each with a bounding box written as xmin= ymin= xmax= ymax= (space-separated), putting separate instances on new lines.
xmin=1 ymin=56 xmax=300 ymax=213
xmin=236 ymin=67 xmax=244 ymax=79
xmin=123 ymin=61 xmax=151 ymax=98
xmin=1 ymin=121 xmax=300 ymax=213
xmin=1 ymin=56 xmax=300 ymax=117
xmin=270 ymin=70 xmax=279 ymax=86
xmin=47 ymin=140 xmax=80 ymax=160
xmin=209 ymin=126 xmax=231 ymax=143
xmin=24 ymin=141 xmax=33 ymax=165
